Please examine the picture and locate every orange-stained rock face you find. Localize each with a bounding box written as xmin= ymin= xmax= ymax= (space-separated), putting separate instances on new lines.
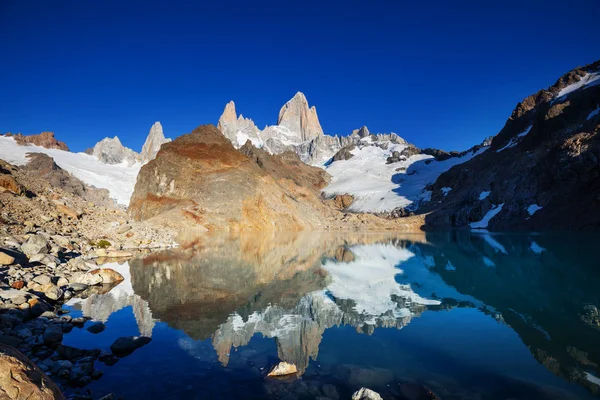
xmin=4 ymin=131 xmax=70 ymax=151
xmin=0 ymin=344 xmax=66 ymax=400
xmin=128 ymin=124 xmax=335 ymax=231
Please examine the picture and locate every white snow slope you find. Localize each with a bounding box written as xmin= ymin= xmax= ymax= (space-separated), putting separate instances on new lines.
xmin=323 ymin=141 xmax=486 ymax=213
xmin=0 ymin=136 xmax=139 ymax=206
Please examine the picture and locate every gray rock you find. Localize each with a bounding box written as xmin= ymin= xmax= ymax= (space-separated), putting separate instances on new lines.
xmin=71 ymin=272 xmax=102 ymax=286
xmin=352 ymin=388 xmax=383 ymax=400
xmin=68 ymin=282 xmax=88 ymax=292
xmin=110 ymin=336 xmax=152 ymax=356
xmin=43 ymin=324 xmax=63 ymax=344
xmin=44 ymin=285 xmax=63 ymax=301
xmin=33 ymin=274 xmax=52 ymax=285
xmin=21 ymin=234 xmax=50 ymax=258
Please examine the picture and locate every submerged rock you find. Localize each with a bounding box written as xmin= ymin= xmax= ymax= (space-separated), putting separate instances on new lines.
xmin=267 ymin=361 xmax=298 ymax=377
xmin=352 ymin=387 xmax=383 ymax=400
xmin=110 ymin=336 xmax=152 ymax=357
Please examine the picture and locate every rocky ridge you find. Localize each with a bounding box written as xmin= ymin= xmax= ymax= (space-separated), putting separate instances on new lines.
xmin=425 ymin=59 xmax=600 ymax=230
xmin=2 ymin=132 xmax=69 ymax=151
xmin=216 ymin=93 xmax=407 ymax=165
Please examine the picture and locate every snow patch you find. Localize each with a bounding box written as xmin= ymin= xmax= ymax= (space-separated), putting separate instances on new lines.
xmin=480 ymin=233 xmax=508 ymax=255
xmin=587 ymin=106 xmax=600 ymax=121
xmin=496 ymin=125 xmax=532 ymax=153
xmin=470 ymin=203 xmax=504 ymax=229
xmin=441 ymin=187 xmax=452 ymax=196
xmin=0 ymin=136 xmax=139 ymax=205
xmin=479 ymin=191 xmax=491 ymax=200
xmin=323 ymin=143 xmax=485 ymax=212
xmin=530 ymin=241 xmax=546 ymax=254
xmin=527 ymin=204 xmax=543 ymax=216
xmin=482 ymin=256 xmax=496 ymax=267
xmin=556 ymin=71 xmax=600 ymax=100
xmin=586 ymin=372 xmax=600 ymax=387
xmin=322 ymin=244 xmax=440 ymax=318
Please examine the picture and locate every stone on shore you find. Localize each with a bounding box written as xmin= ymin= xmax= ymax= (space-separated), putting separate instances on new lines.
xmin=0 ymin=344 xmax=66 ymax=400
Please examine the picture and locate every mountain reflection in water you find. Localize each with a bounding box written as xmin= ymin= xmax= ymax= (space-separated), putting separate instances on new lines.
xmin=64 ymin=231 xmax=600 ymax=400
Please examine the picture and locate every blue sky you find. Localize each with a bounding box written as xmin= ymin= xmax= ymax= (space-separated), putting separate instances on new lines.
xmin=1 ymin=0 xmax=599 ymax=153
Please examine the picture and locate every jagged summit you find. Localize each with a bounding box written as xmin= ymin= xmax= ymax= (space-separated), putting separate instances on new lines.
xmin=92 ymin=136 xmax=140 ymax=166
xmin=277 ymin=91 xmax=323 ymax=141
xmin=140 ymin=121 xmax=170 ymax=164
xmin=352 ymin=126 xmax=371 ymax=138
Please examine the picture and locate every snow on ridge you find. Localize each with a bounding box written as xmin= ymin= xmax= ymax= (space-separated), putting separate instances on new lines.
xmin=556 ymin=71 xmax=600 ymax=99
xmin=441 ymin=187 xmax=452 ymax=196
xmin=496 ymin=125 xmax=532 ymax=153
xmin=470 ymin=203 xmax=504 ymax=229
xmin=0 ymin=136 xmax=139 ymax=205
xmin=324 ymin=142 xmax=485 ymax=213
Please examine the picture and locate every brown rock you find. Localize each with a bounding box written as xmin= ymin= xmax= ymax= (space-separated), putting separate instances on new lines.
xmin=55 ymin=204 xmax=81 ymax=219
xmin=0 ymin=344 xmax=65 ymax=400
xmin=0 ymin=175 xmax=24 ymax=195
xmin=10 ymin=281 xmax=25 ymax=290
xmin=9 ymin=131 xmax=69 ymax=151
xmin=129 ymin=125 xmax=335 ymax=231
xmin=267 ymin=361 xmax=298 ymax=377
xmin=89 ymin=268 xmax=124 ymax=284
xmin=329 ymin=194 xmax=354 ymax=210
xmin=0 ymin=251 xmax=15 ymax=265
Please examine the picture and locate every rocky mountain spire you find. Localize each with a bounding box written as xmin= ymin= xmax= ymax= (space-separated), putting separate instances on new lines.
xmin=141 ymin=122 xmax=170 ymax=164
xmin=352 ymin=126 xmax=371 ymax=138
xmin=216 ymin=101 xmax=262 ymax=148
xmin=277 ymin=92 xmax=323 ymax=142
xmin=92 ymin=136 xmax=140 ymax=166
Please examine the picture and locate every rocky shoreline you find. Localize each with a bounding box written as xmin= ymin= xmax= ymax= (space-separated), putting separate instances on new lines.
xmin=0 ymin=229 xmax=171 ymax=399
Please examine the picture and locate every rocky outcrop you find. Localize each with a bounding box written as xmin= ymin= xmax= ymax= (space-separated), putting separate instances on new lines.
xmin=24 ymin=153 xmax=115 ymax=208
xmin=91 ymin=137 xmax=140 ymax=166
xmin=277 ymin=92 xmax=323 ymax=142
xmin=426 ymin=59 xmax=600 ymax=230
xmin=140 ymin=122 xmax=170 ymax=164
xmin=128 ymin=124 xmax=336 ymax=231
xmin=0 ymin=344 xmax=65 ymax=400
xmin=3 ymin=132 xmax=69 ymax=151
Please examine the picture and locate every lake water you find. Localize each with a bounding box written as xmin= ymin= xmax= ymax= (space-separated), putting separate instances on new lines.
xmin=62 ymin=232 xmax=600 ymax=399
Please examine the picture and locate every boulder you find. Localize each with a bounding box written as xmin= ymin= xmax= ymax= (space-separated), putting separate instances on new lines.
xmin=86 ymin=322 xmax=105 ymax=334
xmin=0 ymin=175 xmax=25 ymax=195
xmin=21 ymin=235 xmax=50 ymax=258
xmin=352 ymin=388 xmax=383 ymax=400
xmin=43 ymin=325 xmax=63 ymax=344
xmin=110 ymin=336 xmax=151 ymax=357
xmin=89 ymin=268 xmax=124 ymax=284
xmin=0 ymin=250 xmax=15 ymax=265
xmin=267 ymin=361 xmax=298 ymax=377
xmin=0 ymin=344 xmax=65 ymax=399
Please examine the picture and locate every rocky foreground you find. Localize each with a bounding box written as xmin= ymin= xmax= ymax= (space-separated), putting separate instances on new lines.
xmin=0 ymin=154 xmax=179 ymax=399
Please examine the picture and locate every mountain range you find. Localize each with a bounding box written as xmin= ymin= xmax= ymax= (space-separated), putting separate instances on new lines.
xmin=1 ymin=58 xmax=599 ymax=231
